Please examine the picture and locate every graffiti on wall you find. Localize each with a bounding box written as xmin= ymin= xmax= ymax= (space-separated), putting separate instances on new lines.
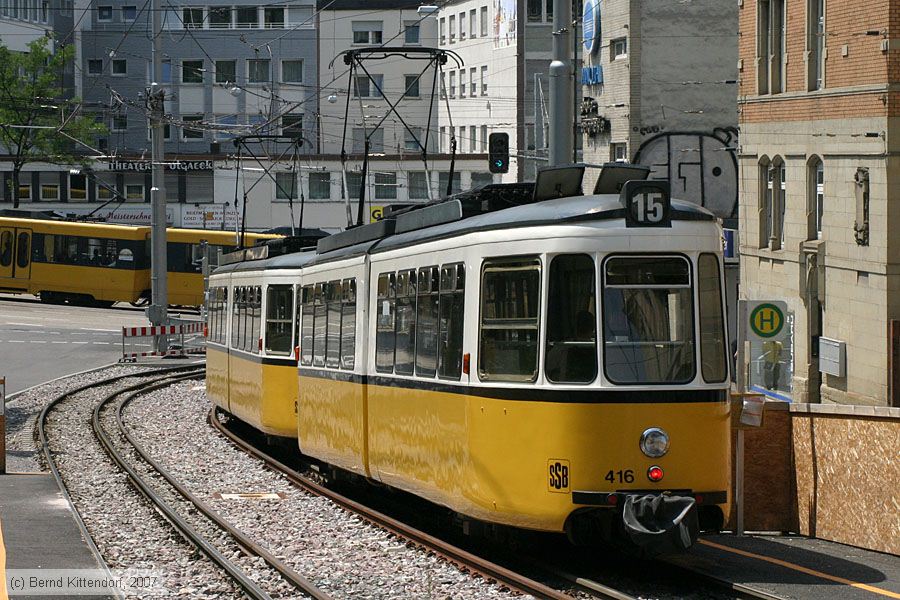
xmin=632 ymin=128 xmax=738 ymax=225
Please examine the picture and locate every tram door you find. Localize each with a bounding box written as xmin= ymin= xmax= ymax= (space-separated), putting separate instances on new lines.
xmin=0 ymin=227 xmax=32 ymax=287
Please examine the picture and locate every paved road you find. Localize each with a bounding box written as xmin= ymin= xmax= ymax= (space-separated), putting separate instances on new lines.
xmin=0 ymin=295 xmax=196 ymax=393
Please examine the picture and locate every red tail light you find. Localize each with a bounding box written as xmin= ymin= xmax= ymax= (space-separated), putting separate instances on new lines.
xmin=258 ymin=337 xmax=263 ymax=351
xmin=463 ymin=353 xmax=470 ymax=375
xmin=294 ymin=346 xmax=300 ymax=362
xmin=203 ymin=326 xmax=208 ymax=337
xmin=647 ymin=466 xmax=664 ymax=482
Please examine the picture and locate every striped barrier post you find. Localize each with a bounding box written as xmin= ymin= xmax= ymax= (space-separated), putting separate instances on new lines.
xmin=1 ymin=376 xmax=5 ymax=474
xmin=120 ymin=323 xmax=206 ymax=361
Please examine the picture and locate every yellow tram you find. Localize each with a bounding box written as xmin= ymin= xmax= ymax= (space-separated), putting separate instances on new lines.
xmin=207 ymin=166 xmax=732 ymax=553
xmin=0 ymin=215 xmax=279 ymax=306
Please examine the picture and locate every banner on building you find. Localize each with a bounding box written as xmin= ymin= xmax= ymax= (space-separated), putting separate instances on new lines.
xmin=61 ymin=207 xmax=176 ymax=226
xmin=182 ymin=204 xmax=240 ymax=230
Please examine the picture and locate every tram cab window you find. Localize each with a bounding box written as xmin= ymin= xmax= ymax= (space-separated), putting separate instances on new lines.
xmin=299 ymin=285 xmax=314 ymax=366
xmin=415 ymin=267 xmax=440 ymax=377
xmin=479 ymin=258 xmax=540 ymax=382
xmin=341 ymin=279 xmax=356 ymax=370
xmin=438 ymin=263 xmax=465 ymax=379
xmin=395 ymin=269 xmax=417 ymax=375
xmin=265 ymin=285 xmax=293 ymax=355
xmin=312 ymin=283 xmax=327 ymax=367
xmin=326 ymin=281 xmax=342 ymax=368
xmin=602 ymin=256 xmax=695 ymax=384
xmin=375 ymin=273 xmax=397 ymax=373
xmin=545 ymin=255 xmax=597 ymax=383
xmin=698 ymin=254 xmax=728 ymax=383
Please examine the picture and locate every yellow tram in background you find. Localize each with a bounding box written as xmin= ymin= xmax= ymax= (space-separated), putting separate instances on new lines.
xmin=207 ymin=166 xmax=733 ymax=554
xmin=0 ymin=215 xmax=279 ymax=307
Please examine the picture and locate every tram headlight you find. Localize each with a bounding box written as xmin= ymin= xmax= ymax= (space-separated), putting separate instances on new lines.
xmin=640 ymin=428 xmax=669 ymax=458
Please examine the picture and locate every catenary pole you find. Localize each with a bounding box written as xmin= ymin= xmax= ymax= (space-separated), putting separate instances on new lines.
xmin=148 ymin=0 xmax=168 ymax=342
xmin=549 ymin=0 xmax=574 ymax=166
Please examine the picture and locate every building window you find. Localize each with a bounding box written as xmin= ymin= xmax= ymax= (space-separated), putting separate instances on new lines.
xmin=759 ymin=157 xmax=785 ymax=249
xmin=480 ymin=65 xmax=488 ymax=95
xmin=808 ymin=0 xmax=825 ymax=90
xmin=263 ymin=7 xmax=283 ymax=28
xmin=757 ymin=0 xmax=785 ymax=94
xmin=480 ymin=125 xmax=488 ymax=151
xmin=480 ymin=6 xmax=488 ymax=36
xmin=288 ymin=6 xmax=312 ymax=27
xmin=209 ymin=6 xmax=231 ymax=28
xmin=352 ymin=128 xmax=383 ymax=153
xmin=69 ymin=174 xmax=87 ymax=200
xmin=449 ymin=71 xmax=456 ymax=97
xmin=181 ymin=115 xmax=204 ymax=140
xmin=87 ymin=59 xmax=103 ymax=75
xmin=309 ymin=172 xmax=331 ymax=200
xmin=17 ymin=184 xmax=31 ymax=201
xmin=439 ymin=171 xmax=461 ymax=195
xmin=470 ymin=67 xmax=477 ymax=96
xmin=375 ymin=172 xmax=397 ymax=200
xmin=111 ymin=114 xmax=128 ymax=131
xmin=815 ymin=160 xmax=824 ymax=239
xmin=352 ymin=74 xmax=383 ymax=98
xmin=404 ymin=74 xmax=420 ymax=97
xmin=404 ymin=21 xmax=420 ymax=44
xmin=41 ymin=0 xmax=49 ymax=22
xmin=97 ymin=5 xmax=111 ymax=21
xmin=282 ymin=59 xmax=303 ymax=83
xmin=215 ymin=60 xmax=235 ymax=84
xmin=235 ymin=6 xmax=257 ymax=28
xmin=408 ymin=171 xmax=429 ymax=199
xmin=404 ymin=127 xmax=423 ymax=152
xmin=282 ymin=114 xmax=302 ymax=137
xmin=121 ymin=5 xmax=136 ymax=20
xmin=125 ymin=184 xmax=144 ymax=201
xmin=459 ymin=11 xmax=466 ymax=39
xmin=111 ymin=59 xmax=127 ymax=76
xmin=612 ymin=37 xmax=627 ymax=59
xmin=472 ymin=172 xmax=493 ymax=188
xmin=611 ymin=143 xmax=627 ymax=162
xmin=469 ymin=9 xmax=476 ymax=38
xmin=182 ymin=60 xmax=203 ymax=84
xmin=449 ymin=15 xmax=455 ymax=43
xmin=182 ymin=6 xmax=203 ymax=28
xmin=275 ymin=172 xmax=295 ymax=201
xmin=469 ymin=125 xmax=477 ymax=153
xmin=40 ymin=183 xmax=59 ymax=201
xmin=439 ymin=126 xmax=446 ymax=152
xmin=460 ymin=70 xmax=467 ymax=97
xmin=247 ymin=59 xmax=270 ymax=83
xmin=352 ymin=21 xmax=382 ymax=44
xmin=758 ymin=158 xmax=771 ymax=247
xmin=439 ymin=17 xmax=446 ymax=44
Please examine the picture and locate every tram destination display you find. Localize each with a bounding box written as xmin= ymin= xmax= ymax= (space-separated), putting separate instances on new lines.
xmin=621 ymin=180 xmax=672 ymax=228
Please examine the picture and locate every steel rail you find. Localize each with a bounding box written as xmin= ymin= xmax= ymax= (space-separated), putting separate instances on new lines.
xmin=209 ymin=408 xmax=588 ymax=600
xmin=90 ymin=370 xmax=273 ymax=600
xmin=116 ymin=379 xmax=332 ymax=600
xmin=37 ymin=365 xmax=206 ymax=600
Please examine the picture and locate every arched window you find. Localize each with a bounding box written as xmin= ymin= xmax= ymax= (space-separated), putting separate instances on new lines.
xmin=807 ymin=156 xmax=824 ymax=240
xmin=772 ymin=157 xmax=786 ymax=249
xmin=758 ymin=156 xmax=771 ymax=248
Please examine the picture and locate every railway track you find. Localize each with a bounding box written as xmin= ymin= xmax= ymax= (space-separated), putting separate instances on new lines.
xmin=40 ymin=367 xmax=332 ymax=600
xmin=210 ymin=406 xmax=637 ymax=600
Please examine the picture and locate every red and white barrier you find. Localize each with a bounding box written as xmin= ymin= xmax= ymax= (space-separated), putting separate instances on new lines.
xmin=120 ymin=322 xmax=206 ymax=361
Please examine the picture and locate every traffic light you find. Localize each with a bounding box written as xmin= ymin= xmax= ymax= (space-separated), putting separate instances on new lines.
xmin=488 ymin=132 xmax=509 ymax=174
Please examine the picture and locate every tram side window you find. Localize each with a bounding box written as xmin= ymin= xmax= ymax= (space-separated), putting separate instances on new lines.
xmin=438 ymin=263 xmax=465 ymax=379
xmin=375 ymin=273 xmax=396 ymax=373
xmin=603 ymin=256 xmax=695 ymax=384
xmin=415 ymin=267 xmax=440 ymax=377
xmin=0 ymin=231 xmax=11 ymax=267
xmin=16 ymin=232 xmax=29 ymax=269
xmin=545 ymin=255 xmax=597 ymax=383
xmin=479 ymin=258 xmax=540 ymax=382
xmin=207 ymin=287 xmax=218 ymax=343
xmin=231 ymin=287 xmax=241 ymax=348
xmin=300 ymin=285 xmax=314 ymax=366
xmin=219 ymin=288 xmax=228 ymax=344
xmin=395 ymin=269 xmax=417 ymax=375
xmin=31 ymin=234 xmax=141 ymax=269
xmin=312 ymin=283 xmax=327 ymax=367
xmin=168 ymin=242 xmax=203 ymax=273
xmin=265 ymin=285 xmax=293 ymax=355
xmin=341 ymin=279 xmax=356 ymax=370
xmin=326 ymin=281 xmax=342 ymax=368
xmin=698 ymin=254 xmax=728 ymax=383
xmin=250 ymin=286 xmax=262 ymax=353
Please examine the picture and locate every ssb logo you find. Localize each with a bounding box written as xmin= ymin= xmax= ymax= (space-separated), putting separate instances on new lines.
xmin=547 ymin=459 xmax=571 ymax=493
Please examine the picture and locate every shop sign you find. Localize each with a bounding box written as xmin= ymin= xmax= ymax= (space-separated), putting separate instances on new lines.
xmin=182 ymin=204 xmax=239 ymax=230
xmin=107 ymin=160 xmax=215 ymax=172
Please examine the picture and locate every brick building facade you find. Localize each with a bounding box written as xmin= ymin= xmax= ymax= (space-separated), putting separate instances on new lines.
xmin=738 ymin=0 xmax=900 ymax=406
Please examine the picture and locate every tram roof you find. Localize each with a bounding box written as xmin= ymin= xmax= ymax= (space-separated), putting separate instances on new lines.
xmin=212 ymin=191 xmax=716 ymax=275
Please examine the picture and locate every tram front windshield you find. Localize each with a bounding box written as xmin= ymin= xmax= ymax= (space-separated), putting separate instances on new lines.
xmin=603 ymin=257 xmax=695 ymax=384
